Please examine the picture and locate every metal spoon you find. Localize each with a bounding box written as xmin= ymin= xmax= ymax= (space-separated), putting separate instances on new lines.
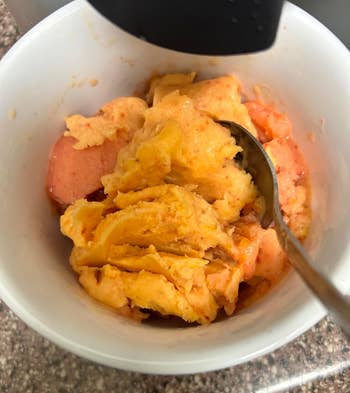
xmin=219 ymin=120 xmax=350 ymax=336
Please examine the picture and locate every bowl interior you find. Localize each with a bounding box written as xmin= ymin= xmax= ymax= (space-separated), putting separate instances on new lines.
xmin=0 ymin=0 xmax=350 ymax=374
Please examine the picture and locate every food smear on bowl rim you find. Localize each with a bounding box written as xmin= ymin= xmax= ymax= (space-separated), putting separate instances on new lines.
xmin=46 ymin=72 xmax=311 ymax=325
xmin=8 ymin=109 xmax=17 ymax=120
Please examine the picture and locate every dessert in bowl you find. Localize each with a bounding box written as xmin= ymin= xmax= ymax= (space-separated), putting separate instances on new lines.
xmin=0 ymin=0 xmax=349 ymax=374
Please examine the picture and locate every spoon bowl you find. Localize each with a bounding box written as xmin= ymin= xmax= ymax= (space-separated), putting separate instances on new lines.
xmin=219 ymin=120 xmax=277 ymax=229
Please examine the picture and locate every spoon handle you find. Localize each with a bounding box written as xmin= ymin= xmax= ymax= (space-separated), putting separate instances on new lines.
xmin=274 ymin=210 xmax=350 ymax=336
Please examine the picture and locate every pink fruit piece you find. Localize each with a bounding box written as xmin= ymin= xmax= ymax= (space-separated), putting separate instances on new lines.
xmin=47 ymin=135 xmax=126 ymax=207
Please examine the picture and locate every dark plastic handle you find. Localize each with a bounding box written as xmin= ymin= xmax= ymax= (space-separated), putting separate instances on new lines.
xmin=88 ymin=0 xmax=284 ymax=55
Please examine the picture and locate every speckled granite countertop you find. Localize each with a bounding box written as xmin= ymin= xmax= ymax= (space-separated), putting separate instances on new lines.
xmin=1 ymin=1 xmax=350 ymax=392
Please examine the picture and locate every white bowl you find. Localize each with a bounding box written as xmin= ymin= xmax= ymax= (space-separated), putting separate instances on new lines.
xmin=0 ymin=0 xmax=350 ymax=375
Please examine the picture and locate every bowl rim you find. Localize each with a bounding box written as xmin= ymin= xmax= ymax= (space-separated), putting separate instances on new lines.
xmin=0 ymin=0 xmax=349 ymax=374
